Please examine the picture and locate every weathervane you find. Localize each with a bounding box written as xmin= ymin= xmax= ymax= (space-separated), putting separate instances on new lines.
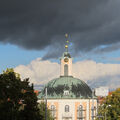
xmin=65 ymin=33 xmax=69 ymax=52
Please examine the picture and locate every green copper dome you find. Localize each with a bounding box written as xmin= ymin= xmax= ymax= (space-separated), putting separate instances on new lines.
xmin=38 ymin=76 xmax=92 ymax=99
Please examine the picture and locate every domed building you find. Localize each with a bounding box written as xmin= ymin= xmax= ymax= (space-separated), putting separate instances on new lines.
xmin=38 ymin=38 xmax=97 ymax=120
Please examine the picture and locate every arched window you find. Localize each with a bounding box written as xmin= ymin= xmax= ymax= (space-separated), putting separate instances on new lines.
xmin=64 ymin=64 xmax=68 ymax=76
xmin=94 ymin=106 xmax=96 ymax=117
xmin=51 ymin=105 xmax=56 ymax=118
xmin=77 ymin=105 xmax=84 ymax=120
xmin=65 ymin=105 xmax=69 ymax=112
xmin=91 ymin=106 xmax=96 ymax=119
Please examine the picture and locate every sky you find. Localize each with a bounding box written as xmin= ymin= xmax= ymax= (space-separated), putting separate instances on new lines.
xmin=0 ymin=0 xmax=120 ymax=90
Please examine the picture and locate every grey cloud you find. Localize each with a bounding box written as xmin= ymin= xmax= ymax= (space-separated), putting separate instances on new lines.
xmin=94 ymin=42 xmax=120 ymax=54
xmin=87 ymin=75 xmax=120 ymax=90
xmin=0 ymin=0 xmax=120 ymax=59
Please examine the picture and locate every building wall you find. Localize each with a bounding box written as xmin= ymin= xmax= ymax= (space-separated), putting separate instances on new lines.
xmin=95 ymin=86 xmax=109 ymax=97
xmin=38 ymin=99 xmax=97 ymax=120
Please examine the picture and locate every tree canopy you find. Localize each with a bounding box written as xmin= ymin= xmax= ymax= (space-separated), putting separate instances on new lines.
xmin=38 ymin=102 xmax=54 ymax=120
xmin=0 ymin=68 xmax=53 ymax=120
xmin=97 ymin=88 xmax=120 ymax=120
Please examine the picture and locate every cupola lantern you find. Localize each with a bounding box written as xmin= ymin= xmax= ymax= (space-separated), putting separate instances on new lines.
xmin=60 ymin=34 xmax=72 ymax=77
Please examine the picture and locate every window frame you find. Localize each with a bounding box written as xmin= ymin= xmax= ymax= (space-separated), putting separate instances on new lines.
xmin=65 ymin=105 xmax=70 ymax=112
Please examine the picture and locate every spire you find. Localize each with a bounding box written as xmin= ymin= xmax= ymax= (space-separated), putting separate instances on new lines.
xmin=60 ymin=34 xmax=72 ymax=77
xmin=65 ymin=33 xmax=69 ymax=52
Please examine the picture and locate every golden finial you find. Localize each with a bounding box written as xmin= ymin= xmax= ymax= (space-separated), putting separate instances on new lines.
xmin=65 ymin=45 xmax=68 ymax=48
xmin=65 ymin=33 xmax=68 ymax=38
xmin=65 ymin=33 xmax=69 ymax=52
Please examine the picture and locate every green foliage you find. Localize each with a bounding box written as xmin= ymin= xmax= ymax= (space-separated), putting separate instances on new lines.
xmin=38 ymin=102 xmax=54 ymax=120
xmin=97 ymin=88 xmax=120 ymax=120
xmin=0 ymin=68 xmax=40 ymax=120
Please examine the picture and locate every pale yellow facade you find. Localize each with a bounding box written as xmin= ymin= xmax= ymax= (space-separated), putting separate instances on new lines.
xmin=38 ymin=42 xmax=98 ymax=120
xmin=38 ymin=99 xmax=97 ymax=120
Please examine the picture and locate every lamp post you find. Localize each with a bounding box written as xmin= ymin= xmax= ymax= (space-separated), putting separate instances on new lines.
xmin=91 ymin=88 xmax=95 ymax=120
xmin=105 ymin=105 xmax=111 ymax=120
xmin=96 ymin=100 xmax=104 ymax=120
xmin=45 ymin=87 xmax=47 ymax=120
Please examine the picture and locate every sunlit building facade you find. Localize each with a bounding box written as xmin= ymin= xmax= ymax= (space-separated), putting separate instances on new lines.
xmin=38 ymin=38 xmax=97 ymax=120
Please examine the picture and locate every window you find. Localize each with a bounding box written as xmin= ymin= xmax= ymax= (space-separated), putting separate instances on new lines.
xmin=64 ymin=90 xmax=69 ymax=96
xmin=77 ymin=105 xmax=84 ymax=120
xmin=91 ymin=106 xmax=96 ymax=120
xmin=65 ymin=105 xmax=69 ymax=112
xmin=51 ymin=105 xmax=56 ymax=118
xmin=64 ymin=64 xmax=68 ymax=76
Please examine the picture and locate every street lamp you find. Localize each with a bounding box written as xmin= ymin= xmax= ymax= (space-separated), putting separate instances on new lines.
xmin=91 ymin=88 xmax=94 ymax=120
xmin=105 ymin=105 xmax=111 ymax=120
xmin=45 ymin=87 xmax=47 ymax=120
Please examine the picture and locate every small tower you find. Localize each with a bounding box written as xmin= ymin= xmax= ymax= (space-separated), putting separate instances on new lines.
xmin=60 ymin=34 xmax=72 ymax=77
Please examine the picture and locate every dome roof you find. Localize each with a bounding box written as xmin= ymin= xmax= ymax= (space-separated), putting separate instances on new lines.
xmin=38 ymin=76 xmax=92 ymax=99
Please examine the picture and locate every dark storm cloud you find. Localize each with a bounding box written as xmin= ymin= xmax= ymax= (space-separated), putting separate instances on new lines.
xmin=0 ymin=0 xmax=120 ymax=59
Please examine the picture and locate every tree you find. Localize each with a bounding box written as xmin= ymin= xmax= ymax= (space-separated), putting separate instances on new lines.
xmin=38 ymin=102 xmax=54 ymax=120
xmin=0 ymin=68 xmax=54 ymax=120
xmin=97 ymin=88 xmax=120 ymax=120
xmin=0 ymin=68 xmax=40 ymax=120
